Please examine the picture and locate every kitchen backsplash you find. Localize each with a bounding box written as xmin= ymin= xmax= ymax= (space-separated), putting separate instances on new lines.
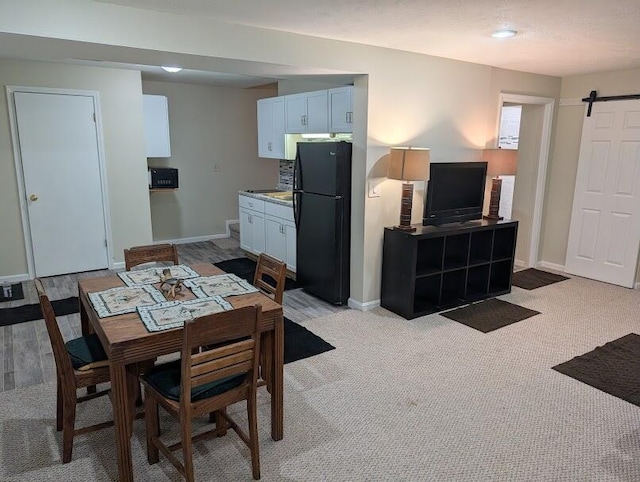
xmin=277 ymin=160 xmax=294 ymax=191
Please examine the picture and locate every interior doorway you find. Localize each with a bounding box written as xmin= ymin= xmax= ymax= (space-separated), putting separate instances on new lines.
xmin=496 ymin=93 xmax=554 ymax=268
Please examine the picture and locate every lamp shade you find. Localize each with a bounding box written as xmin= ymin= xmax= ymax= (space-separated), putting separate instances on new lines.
xmin=483 ymin=148 xmax=518 ymax=176
xmin=388 ymin=147 xmax=431 ymax=181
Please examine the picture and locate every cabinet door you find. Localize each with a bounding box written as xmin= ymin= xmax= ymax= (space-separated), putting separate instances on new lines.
xmin=239 ymin=208 xmax=253 ymax=252
xmin=265 ymin=215 xmax=286 ymax=261
xmin=257 ymin=98 xmax=271 ymax=158
xmin=270 ymin=97 xmax=286 ymax=158
xmin=252 ymin=211 xmax=265 ymax=254
xmin=328 ymin=86 xmax=353 ymax=133
xmin=285 ymin=93 xmax=306 ymax=133
xmin=305 ymin=90 xmax=329 ymax=133
xmin=143 ymin=94 xmax=171 ymax=158
xmin=284 ymin=220 xmax=297 ymax=272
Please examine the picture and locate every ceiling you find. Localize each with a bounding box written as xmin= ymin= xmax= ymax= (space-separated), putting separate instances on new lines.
xmin=94 ymin=0 xmax=640 ymax=78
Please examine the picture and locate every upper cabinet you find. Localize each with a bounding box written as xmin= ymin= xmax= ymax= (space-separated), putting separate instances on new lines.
xmin=284 ymin=90 xmax=329 ymax=134
xmin=143 ymin=94 xmax=171 ymax=158
xmin=328 ymin=86 xmax=353 ymax=133
xmin=257 ymin=97 xmax=286 ymax=159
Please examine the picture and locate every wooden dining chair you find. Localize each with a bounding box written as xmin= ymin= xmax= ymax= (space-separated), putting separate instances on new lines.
xmin=253 ymin=253 xmax=287 ymax=305
xmin=124 ymin=243 xmax=179 ymax=270
xmin=142 ymin=305 xmax=263 ymax=481
xmin=35 ymin=278 xmax=113 ymax=463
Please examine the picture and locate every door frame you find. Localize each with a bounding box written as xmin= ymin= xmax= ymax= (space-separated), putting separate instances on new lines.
xmin=6 ymin=86 xmax=114 ymax=277
xmin=496 ymin=93 xmax=555 ymax=268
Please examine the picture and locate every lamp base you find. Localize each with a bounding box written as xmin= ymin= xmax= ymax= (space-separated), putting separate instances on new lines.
xmin=484 ymin=177 xmax=503 ymax=221
xmin=393 ymin=224 xmax=417 ymax=232
xmin=483 ymin=214 xmax=503 ymax=221
xmin=396 ymin=182 xmax=416 ymax=232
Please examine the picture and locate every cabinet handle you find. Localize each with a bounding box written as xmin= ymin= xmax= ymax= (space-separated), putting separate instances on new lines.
xmin=268 ymin=141 xmax=272 ymax=151
xmin=248 ymin=213 xmax=252 ymax=224
xmin=347 ymin=112 xmax=353 ymax=123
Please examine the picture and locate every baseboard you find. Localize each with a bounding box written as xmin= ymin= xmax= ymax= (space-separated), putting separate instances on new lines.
xmin=154 ymin=234 xmax=229 ymax=245
xmin=112 ymin=261 xmax=125 ymax=270
xmin=537 ymin=260 xmax=566 ymax=272
xmin=348 ymin=298 xmax=380 ymax=311
xmin=0 ymin=273 xmax=30 ymax=284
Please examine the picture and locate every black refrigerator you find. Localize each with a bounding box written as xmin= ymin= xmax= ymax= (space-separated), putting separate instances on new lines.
xmin=293 ymin=141 xmax=352 ymax=305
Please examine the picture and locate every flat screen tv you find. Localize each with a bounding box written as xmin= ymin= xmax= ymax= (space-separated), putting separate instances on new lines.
xmin=423 ymin=161 xmax=487 ymax=226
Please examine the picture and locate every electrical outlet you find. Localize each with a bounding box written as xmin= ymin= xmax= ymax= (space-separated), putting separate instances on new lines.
xmin=368 ymin=180 xmax=381 ymax=198
xmin=213 ymin=163 xmax=222 ymax=172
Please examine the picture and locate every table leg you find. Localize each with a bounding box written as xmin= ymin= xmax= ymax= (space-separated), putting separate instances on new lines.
xmin=110 ymin=361 xmax=134 ymax=482
xmin=271 ymin=315 xmax=284 ymax=441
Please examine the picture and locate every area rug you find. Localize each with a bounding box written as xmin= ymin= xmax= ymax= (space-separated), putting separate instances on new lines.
xmin=0 ymin=297 xmax=79 ymax=327
xmin=440 ymin=298 xmax=540 ymax=333
xmin=0 ymin=283 xmax=24 ymax=302
xmin=512 ymin=268 xmax=568 ymax=290
xmin=214 ymin=257 xmax=300 ymax=290
xmin=552 ymin=333 xmax=640 ymax=407
xmin=0 ymin=297 xmax=333 ymax=363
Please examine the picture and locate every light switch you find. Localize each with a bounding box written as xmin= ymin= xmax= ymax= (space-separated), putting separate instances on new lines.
xmin=368 ymin=180 xmax=380 ymax=198
xmin=213 ymin=163 xmax=222 ymax=172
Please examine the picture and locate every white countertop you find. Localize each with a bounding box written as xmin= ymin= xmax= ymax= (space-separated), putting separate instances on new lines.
xmin=238 ymin=190 xmax=293 ymax=207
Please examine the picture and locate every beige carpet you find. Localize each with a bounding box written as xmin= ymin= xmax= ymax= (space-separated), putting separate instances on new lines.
xmin=2 ymin=275 xmax=640 ymax=481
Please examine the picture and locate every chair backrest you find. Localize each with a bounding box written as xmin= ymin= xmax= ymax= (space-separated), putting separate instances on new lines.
xmin=253 ymin=253 xmax=287 ymax=305
xmin=34 ymin=278 xmax=75 ymax=382
xmin=124 ymin=243 xmax=179 ymax=270
xmin=180 ymin=305 xmax=261 ymax=405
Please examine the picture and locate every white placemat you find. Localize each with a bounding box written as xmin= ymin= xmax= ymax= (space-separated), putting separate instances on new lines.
xmin=117 ymin=264 xmax=200 ymax=287
xmin=137 ymin=296 xmax=233 ymax=332
xmin=183 ymin=273 xmax=259 ymax=298
xmin=88 ymin=285 xmax=166 ymax=318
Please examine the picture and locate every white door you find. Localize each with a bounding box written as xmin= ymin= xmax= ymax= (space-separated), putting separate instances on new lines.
xmin=14 ymin=91 xmax=109 ymax=277
xmin=565 ymin=100 xmax=640 ymax=288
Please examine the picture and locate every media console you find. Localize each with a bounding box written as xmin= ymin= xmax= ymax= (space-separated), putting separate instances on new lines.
xmin=381 ymin=219 xmax=518 ymax=319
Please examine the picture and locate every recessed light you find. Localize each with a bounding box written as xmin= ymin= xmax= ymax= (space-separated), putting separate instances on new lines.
xmin=491 ymin=29 xmax=517 ymax=39
xmin=161 ymin=66 xmax=183 ymax=73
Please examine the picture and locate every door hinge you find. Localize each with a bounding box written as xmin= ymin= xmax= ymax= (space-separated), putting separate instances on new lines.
xmin=93 ymin=112 xmax=96 ymax=123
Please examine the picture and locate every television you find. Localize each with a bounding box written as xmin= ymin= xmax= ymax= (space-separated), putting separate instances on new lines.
xmin=423 ymin=162 xmax=487 ymax=226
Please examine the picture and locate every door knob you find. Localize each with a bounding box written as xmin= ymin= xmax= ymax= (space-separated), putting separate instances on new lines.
xmin=29 ymin=194 xmax=39 ymax=202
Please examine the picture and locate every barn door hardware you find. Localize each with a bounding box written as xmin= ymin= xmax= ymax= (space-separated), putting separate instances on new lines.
xmin=582 ymin=90 xmax=640 ymax=117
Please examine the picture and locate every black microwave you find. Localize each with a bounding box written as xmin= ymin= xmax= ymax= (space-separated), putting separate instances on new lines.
xmin=148 ymin=168 xmax=178 ymax=189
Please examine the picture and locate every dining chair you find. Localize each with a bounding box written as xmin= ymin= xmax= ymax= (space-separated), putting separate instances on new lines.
xmin=253 ymin=253 xmax=287 ymax=305
xmin=142 ymin=305 xmax=263 ymax=481
xmin=35 ymin=278 xmax=113 ymax=463
xmin=124 ymin=243 xmax=179 ymax=270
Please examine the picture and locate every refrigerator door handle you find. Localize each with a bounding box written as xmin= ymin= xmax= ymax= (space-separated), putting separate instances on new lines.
xmin=293 ymin=151 xmax=301 ymax=229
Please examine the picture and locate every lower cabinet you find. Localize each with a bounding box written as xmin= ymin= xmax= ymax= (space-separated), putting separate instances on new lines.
xmin=265 ymin=215 xmax=296 ymax=272
xmin=381 ymin=219 xmax=518 ymax=319
xmin=239 ymin=207 xmax=265 ymax=255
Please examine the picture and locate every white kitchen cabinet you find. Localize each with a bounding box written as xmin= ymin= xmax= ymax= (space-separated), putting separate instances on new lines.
xmin=284 ymin=90 xmax=328 ymax=134
xmin=142 ymin=94 xmax=171 ymax=158
xmin=257 ymin=97 xmax=285 ymax=159
xmin=239 ymin=195 xmax=265 ymax=255
xmin=328 ymin=86 xmax=353 ymax=133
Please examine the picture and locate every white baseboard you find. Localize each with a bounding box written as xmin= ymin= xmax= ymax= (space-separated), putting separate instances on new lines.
xmin=112 ymin=261 xmax=125 ymax=270
xmin=0 ymin=273 xmax=30 ymax=284
xmin=154 ymin=233 xmax=229 ymax=245
xmin=348 ymin=298 xmax=380 ymax=311
xmin=537 ymin=260 xmax=566 ymax=272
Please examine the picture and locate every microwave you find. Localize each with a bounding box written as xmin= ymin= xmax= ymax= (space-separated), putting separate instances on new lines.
xmin=148 ymin=168 xmax=178 ymax=189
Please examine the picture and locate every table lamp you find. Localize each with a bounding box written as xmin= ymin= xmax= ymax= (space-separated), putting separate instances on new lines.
xmin=482 ymin=148 xmax=518 ymax=221
xmin=388 ymin=147 xmax=430 ymax=232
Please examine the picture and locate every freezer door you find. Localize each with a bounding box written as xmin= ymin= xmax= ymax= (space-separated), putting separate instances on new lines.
xmin=296 ymin=142 xmax=350 ymax=197
xmin=296 ymin=192 xmax=349 ymax=304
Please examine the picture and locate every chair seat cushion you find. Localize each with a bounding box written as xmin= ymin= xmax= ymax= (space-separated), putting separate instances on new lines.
xmin=143 ymin=360 xmax=245 ymax=402
xmin=65 ymin=334 xmax=109 ymax=371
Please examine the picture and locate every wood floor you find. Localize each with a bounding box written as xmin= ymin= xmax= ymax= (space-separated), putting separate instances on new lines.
xmin=0 ymin=239 xmax=349 ymax=393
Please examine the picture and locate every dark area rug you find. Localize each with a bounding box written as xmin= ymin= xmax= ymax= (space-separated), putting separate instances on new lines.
xmin=214 ymin=257 xmax=300 ymax=290
xmin=441 ymin=298 xmax=540 ymax=333
xmin=552 ymin=333 xmax=640 ymax=407
xmin=512 ymin=268 xmax=568 ymax=290
xmin=0 ymin=283 xmax=25 ymax=302
xmin=0 ymin=297 xmax=79 ymax=327
xmin=0 ymin=296 xmax=333 ymax=363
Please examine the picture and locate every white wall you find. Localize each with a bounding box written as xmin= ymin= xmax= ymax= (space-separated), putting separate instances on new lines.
xmin=143 ymin=80 xmax=278 ymax=241
xmin=0 ymin=58 xmax=152 ymax=277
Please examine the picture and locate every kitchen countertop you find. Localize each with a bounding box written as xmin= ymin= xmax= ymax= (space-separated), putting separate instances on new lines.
xmin=239 ymin=190 xmax=293 ymax=207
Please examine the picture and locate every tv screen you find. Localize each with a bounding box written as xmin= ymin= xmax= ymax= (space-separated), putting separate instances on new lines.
xmin=423 ymin=162 xmax=487 ymax=226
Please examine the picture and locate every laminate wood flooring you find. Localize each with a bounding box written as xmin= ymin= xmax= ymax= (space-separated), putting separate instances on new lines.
xmin=0 ymin=239 xmax=348 ymax=392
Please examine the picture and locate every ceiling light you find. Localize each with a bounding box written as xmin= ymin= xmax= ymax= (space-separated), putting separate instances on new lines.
xmin=491 ymin=29 xmax=517 ymax=39
xmin=161 ymin=66 xmax=182 ymax=73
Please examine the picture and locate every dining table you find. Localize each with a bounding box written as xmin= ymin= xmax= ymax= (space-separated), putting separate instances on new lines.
xmin=78 ymin=262 xmax=284 ymax=482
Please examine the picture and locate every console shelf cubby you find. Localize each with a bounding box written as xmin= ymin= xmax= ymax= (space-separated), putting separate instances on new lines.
xmin=381 ymin=220 xmax=518 ymax=320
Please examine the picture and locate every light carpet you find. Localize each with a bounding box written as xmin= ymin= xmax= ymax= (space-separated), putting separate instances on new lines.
xmin=2 ymin=275 xmax=640 ymax=481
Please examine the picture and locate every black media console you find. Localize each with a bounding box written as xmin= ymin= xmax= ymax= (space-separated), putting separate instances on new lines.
xmin=381 ymin=219 xmax=518 ymax=319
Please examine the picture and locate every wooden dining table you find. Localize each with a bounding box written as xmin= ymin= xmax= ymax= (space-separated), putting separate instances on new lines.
xmin=78 ymin=263 xmax=284 ymax=482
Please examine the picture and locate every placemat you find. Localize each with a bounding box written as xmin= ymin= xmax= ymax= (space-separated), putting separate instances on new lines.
xmin=137 ymin=296 xmax=233 ymax=332
xmin=184 ymin=273 xmax=259 ymax=298
xmin=440 ymin=298 xmax=540 ymax=333
xmin=512 ymin=268 xmax=569 ymax=290
xmin=89 ymin=285 xmax=166 ymax=318
xmin=118 ymin=264 xmax=200 ymax=287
